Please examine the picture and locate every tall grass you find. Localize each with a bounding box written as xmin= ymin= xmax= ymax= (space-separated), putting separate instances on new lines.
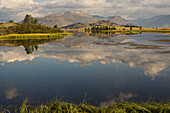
xmin=1 ymin=99 xmax=169 ymax=113
xmin=0 ymin=33 xmax=73 ymax=40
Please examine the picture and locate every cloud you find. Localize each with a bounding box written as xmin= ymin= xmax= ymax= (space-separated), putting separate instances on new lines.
xmin=100 ymin=92 xmax=137 ymax=107
xmin=0 ymin=47 xmax=37 ymax=62
xmin=4 ymin=87 xmax=18 ymax=99
xmin=0 ymin=0 xmax=170 ymax=21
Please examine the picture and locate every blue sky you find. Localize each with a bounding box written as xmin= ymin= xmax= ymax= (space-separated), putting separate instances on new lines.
xmin=0 ymin=0 xmax=170 ymax=21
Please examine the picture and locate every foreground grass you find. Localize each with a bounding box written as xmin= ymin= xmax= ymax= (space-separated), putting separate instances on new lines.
xmin=0 ymin=33 xmax=74 ymax=40
xmin=1 ymin=99 xmax=170 ymax=113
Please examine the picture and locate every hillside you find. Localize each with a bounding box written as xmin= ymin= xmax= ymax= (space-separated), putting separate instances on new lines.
xmin=61 ymin=20 xmax=118 ymax=29
xmin=0 ymin=22 xmax=63 ymax=35
xmin=37 ymin=11 xmax=131 ymax=27
xmin=130 ymin=15 xmax=170 ymax=28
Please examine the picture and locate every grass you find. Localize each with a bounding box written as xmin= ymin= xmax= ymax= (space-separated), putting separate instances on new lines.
xmin=1 ymin=99 xmax=170 ymax=113
xmin=0 ymin=33 xmax=74 ymax=40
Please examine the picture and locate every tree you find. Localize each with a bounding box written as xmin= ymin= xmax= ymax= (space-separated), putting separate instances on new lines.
xmin=130 ymin=27 xmax=133 ymax=30
xmin=54 ymin=24 xmax=58 ymax=29
xmin=34 ymin=18 xmax=38 ymax=24
xmin=24 ymin=14 xmax=30 ymax=23
xmin=9 ymin=20 xmax=14 ymax=23
xmin=105 ymin=26 xmax=109 ymax=30
xmin=96 ymin=26 xmax=100 ymax=31
xmin=139 ymin=26 xmax=142 ymax=30
xmin=24 ymin=14 xmax=34 ymax=24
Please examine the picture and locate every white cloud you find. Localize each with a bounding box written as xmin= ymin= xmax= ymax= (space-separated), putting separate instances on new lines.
xmin=0 ymin=0 xmax=170 ymax=21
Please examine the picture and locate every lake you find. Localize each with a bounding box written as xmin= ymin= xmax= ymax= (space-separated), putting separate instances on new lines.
xmin=0 ymin=32 xmax=169 ymax=107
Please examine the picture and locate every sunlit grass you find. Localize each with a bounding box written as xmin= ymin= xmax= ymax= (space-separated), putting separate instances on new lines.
xmin=0 ymin=33 xmax=74 ymax=40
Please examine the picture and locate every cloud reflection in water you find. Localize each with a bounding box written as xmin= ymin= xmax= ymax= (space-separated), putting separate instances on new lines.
xmin=0 ymin=34 xmax=169 ymax=80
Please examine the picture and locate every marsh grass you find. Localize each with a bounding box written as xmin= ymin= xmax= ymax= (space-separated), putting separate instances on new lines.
xmin=1 ymin=99 xmax=169 ymax=113
xmin=0 ymin=33 xmax=73 ymax=40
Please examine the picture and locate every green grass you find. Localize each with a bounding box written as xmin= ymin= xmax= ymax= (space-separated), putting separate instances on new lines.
xmin=0 ymin=33 xmax=74 ymax=40
xmin=1 ymin=99 xmax=170 ymax=113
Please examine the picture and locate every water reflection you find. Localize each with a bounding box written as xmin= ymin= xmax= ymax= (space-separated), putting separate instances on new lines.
xmin=100 ymin=92 xmax=137 ymax=107
xmin=0 ymin=33 xmax=169 ymax=106
xmin=5 ymin=86 xmax=18 ymax=100
xmin=0 ymin=33 xmax=169 ymax=80
xmin=0 ymin=38 xmax=57 ymax=54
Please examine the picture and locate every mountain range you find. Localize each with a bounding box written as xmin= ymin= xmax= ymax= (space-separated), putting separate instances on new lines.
xmin=37 ymin=11 xmax=131 ymax=27
xmin=1 ymin=11 xmax=169 ymax=28
xmin=129 ymin=15 xmax=170 ymax=28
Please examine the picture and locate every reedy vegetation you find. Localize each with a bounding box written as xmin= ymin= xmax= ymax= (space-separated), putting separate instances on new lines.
xmin=1 ymin=99 xmax=170 ymax=113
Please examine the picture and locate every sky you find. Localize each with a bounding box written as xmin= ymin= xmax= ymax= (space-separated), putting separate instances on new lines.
xmin=0 ymin=0 xmax=170 ymax=21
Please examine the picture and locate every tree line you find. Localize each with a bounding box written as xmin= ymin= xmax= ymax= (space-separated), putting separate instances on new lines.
xmin=85 ymin=26 xmax=117 ymax=31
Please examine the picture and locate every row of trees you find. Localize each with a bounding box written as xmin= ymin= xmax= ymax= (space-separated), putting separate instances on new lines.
xmin=85 ymin=26 xmax=117 ymax=31
xmin=85 ymin=26 xmax=143 ymax=31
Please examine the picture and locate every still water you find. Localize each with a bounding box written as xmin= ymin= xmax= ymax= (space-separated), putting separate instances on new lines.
xmin=0 ymin=32 xmax=170 ymax=107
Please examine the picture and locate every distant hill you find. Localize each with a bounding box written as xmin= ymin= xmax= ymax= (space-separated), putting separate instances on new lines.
xmin=108 ymin=16 xmax=132 ymax=25
xmin=0 ymin=19 xmax=10 ymax=23
xmin=129 ymin=15 xmax=170 ymax=28
xmin=37 ymin=11 xmax=131 ymax=27
xmin=61 ymin=20 xmax=118 ymax=29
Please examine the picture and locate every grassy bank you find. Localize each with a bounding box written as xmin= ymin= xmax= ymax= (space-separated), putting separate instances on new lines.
xmin=0 ymin=33 xmax=73 ymax=40
xmin=1 ymin=99 xmax=170 ymax=113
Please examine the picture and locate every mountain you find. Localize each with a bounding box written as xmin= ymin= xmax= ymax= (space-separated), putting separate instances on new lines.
xmin=61 ymin=20 xmax=118 ymax=29
xmin=37 ymin=11 xmax=131 ymax=27
xmin=37 ymin=11 xmax=98 ymax=27
xmin=0 ymin=19 xmax=10 ymax=23
xmin=129 ymin=15 xmax=170 ymax=28
xmin=108 ymin=16 xmax=131 ymax=25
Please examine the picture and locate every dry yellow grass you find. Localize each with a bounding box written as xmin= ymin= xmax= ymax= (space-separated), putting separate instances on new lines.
xmin=0 ymin=33 xmax=74 ymax=40
xmin=1 ymin=33 xmax=71 ymax=36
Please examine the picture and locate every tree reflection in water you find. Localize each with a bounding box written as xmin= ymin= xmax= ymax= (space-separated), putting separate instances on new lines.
xmin=0 ymin=38 xmax=58 ymax=54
